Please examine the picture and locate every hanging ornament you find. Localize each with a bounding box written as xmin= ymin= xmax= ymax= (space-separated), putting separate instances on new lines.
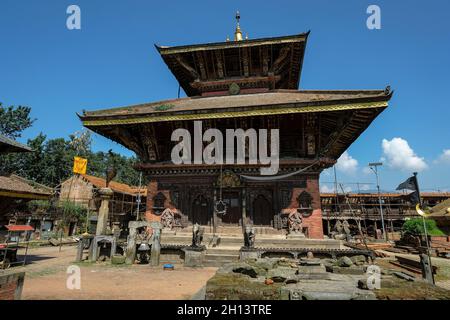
xmin=215 ymin=199 xmax=227 ymax=216
xmin=215 ymin=163 xmax=227 ymax=216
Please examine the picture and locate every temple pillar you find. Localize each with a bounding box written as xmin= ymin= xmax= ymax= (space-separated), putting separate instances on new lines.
xmin=96 ymin=188 xmax=113 ymax=236
xmin=213 ymin=189 xmax=217 ymax=234
xmin=241 ymin=188 xmax=247 ymax=231
xmin=126 ymin=222 xmax=137 ymax=264
xmin=150 ymin=222 xmax=162 ymax=266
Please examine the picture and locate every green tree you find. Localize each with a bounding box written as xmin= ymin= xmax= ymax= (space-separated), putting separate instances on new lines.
xmin=402 ymin=218 xmax=445 ymax=237
xmin=0 ymin=102 xmax=143 ymax=187
xmin=0 ymin=103 xmax=35 ymax=138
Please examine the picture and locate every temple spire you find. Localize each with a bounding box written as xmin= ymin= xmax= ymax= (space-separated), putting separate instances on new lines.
xmin=234 ymin=11 xmax=243 ymax=41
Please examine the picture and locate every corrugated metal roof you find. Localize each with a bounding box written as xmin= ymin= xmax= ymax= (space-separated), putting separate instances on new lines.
xmin=5 ymin=225 xmax=35 ymax=232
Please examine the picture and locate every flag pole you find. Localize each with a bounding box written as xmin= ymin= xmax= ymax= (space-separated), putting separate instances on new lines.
xmin=413 ymin=172 xmax=435 ymax=285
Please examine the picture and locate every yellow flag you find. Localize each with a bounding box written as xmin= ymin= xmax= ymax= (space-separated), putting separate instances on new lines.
xmin=73 ymin=156 xmax=88 ymax=175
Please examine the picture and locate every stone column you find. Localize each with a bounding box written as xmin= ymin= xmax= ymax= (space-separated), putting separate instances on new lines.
xmin=150 ymin=222 xmax=162 ymax=266
xmin=125 ymin=222 xmax=138 ymax=264
xmin=75 ymin=239 xmax=84 ymax=262
xmin=96 ymin=188 xmax=113 ymax=236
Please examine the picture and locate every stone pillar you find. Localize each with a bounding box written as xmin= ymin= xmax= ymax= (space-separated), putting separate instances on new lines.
xmin=89 ymin=238 xmax=99 ymax=262
xmin=150 ymin=222 xmax=162 ymax=266
xmin=96 ymin=188 xmax=113 ymax=236
xmin=75 ymin=239 xmax=84 ymax=262
xmin=125 ymin=223 xmax=138 ymax=264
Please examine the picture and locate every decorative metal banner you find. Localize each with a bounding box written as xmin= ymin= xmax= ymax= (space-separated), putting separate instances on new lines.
xmin=73 ymin=156 xmax=88 ymax=175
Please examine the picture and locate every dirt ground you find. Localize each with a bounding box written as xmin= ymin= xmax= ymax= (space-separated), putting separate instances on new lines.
xmin=11 ymin=245 xmax=217 ymax=300
xmin=6 ymin=245 xmax=450 ymax=300
xmin=376 ymin=250 xmax=450 ymax=292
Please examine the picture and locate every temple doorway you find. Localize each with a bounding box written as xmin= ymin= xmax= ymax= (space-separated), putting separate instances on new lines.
xmin=252 ymin=194 xmax=273 ymax=226
xmin=221 ymin=191 xmax=241 ymax=225
xmin=191 ymin=195 xmax=210 ymax=225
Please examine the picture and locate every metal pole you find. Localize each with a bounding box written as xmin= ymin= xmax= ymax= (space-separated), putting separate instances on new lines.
xmin=370 ymin=163 xmax=387 ymax=241
xmin=375 ymin=167 xmax=387 ymax=241
xmin=414 ymin=172 xmax=435 ymax=285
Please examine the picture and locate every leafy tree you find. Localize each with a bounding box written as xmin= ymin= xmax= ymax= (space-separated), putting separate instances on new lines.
xmin=402 ymin=218 xmax=445 ymax=237
xmin=0 ymin=102 xmax=143 ymax=187
xmin=0 ymin=103 xmax=35 ymax=138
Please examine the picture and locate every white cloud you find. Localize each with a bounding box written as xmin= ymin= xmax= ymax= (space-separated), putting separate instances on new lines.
xmin=435 ymin=149 xmax=450 ymax=164
xmin=320 ymin=184 xmax=353 ymax=193
xmin=320 ymin=184 xmax=335 ymax=193
xmin=359 ymin=184 xmax=371 ymax=191
xmin=343 ymin=186 xmax=353 ymax=193
xmin=335 ymin=151 xmax=359 ymax=174
xmin=381 ymin=137 xmax=427 ymax=172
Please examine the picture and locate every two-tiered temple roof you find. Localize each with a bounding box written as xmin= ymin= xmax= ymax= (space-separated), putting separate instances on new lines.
xmin=79 ymin=20 xmax=392 ymax=162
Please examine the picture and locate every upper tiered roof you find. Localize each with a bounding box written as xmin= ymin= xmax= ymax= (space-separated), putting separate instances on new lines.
xmin=156 ymin=13 xmax=309 ymax=97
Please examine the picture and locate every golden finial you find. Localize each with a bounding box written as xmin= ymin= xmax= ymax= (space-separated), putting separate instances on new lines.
xmin=234 ymin=11 xmax=243 ymax=41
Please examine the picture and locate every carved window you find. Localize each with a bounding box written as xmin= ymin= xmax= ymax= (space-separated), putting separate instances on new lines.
xmin=170 ymin=190 xmax=180 ymax=208
xmin=153 ymin=192 xmax=166 ymax=209
xmin=297 ymin=191 xmax=312 ymax=209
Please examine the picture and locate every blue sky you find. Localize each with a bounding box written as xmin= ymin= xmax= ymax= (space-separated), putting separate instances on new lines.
xmin=1 ymin=0 xmax=449 ymax=192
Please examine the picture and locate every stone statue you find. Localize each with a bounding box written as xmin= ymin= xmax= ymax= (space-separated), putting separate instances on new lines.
xmin=335 ymin=220 xmax=343 ymax=234
xmin=161 ymin=208 xmax=175 ymax=230
xmin=152 ymin=227 xmax=161 ymax=244
xmin=288 ymin=211 xmax=303 ymax=234
xmin=343 ymin=220 xmax=351 ymax=235
xmin=136 ymin=227 xmax=151 ymax=243
xmin=331 ymin=220 xmax=352 ymax=241
xmin=192 ymin=223 xmax=204 ymax=248
xmin=244 ymin=225 xmax=255 ymax=248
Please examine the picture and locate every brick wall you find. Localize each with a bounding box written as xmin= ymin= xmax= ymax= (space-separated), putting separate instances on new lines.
xmin=287 ymin=174 xmax=324 ymax=239
xmin=145 ymin=180 xmax=178 ymax=222
xmin=0 ymin=272 xmax=25 ymax=300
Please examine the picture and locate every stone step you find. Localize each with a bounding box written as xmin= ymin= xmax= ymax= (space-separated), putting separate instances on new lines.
xmin=173 ymin=226 xmax=286 ymax=236
xmin=206 ymin=247 xmax=240 ymax=255
xmin=203 ymin=253 xmax=239 ymax=267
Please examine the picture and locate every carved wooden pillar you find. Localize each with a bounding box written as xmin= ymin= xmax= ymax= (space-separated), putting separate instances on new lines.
xmin=241 ymin=188 xmax=247 ymax=231
xmin=213 ymin=189 xmax=217 ymax=234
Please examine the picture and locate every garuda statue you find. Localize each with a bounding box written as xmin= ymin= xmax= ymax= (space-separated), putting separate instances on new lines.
xmin=191 ymin=223 xmax=204 ymax=248
xmin=244 ymin=225 xmax=256 ymax=248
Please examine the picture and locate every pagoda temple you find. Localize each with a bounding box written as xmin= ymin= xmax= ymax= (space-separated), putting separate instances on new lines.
xmin=79 ymin=14 xmax=392 ymax=239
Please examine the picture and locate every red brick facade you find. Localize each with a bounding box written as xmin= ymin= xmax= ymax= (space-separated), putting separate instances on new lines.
xmin=144 ymin=173 xmax=325 ymax=239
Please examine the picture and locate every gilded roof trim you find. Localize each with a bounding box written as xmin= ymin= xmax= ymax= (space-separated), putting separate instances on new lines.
xmin=156 ymin=33 xmax=308 ymax=55
xmin=83 ymin=101 xmax=388 ymax=127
